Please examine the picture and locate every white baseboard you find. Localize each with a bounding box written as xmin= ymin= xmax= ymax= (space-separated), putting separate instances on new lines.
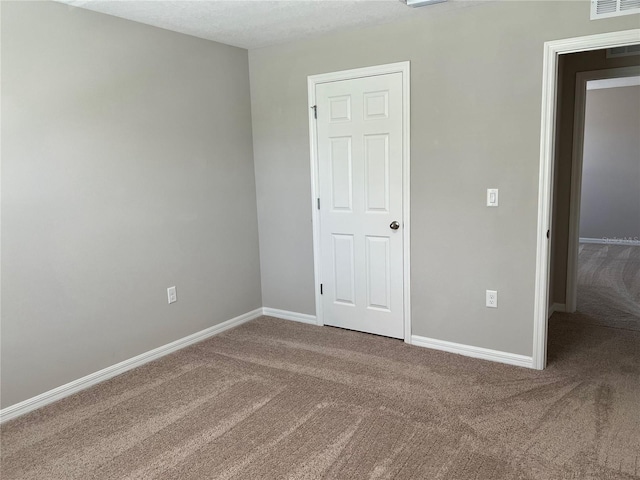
xmin=0 ymin=308 xmax=263 ymax=424
xmin=548 ymin=303 xmax=566 ymax=318
xmin=580 ymin=237 xmax=640 ymax=246
xmin=262 ymin=307 xmax=318 ymax=325
xmin=1 ymin=307 xmax=532 ymax=421
xmin=410 ymin=335 xmax=534 ymax=369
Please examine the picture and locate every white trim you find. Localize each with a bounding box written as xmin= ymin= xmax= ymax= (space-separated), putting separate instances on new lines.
xmin=0 ymin=308 xmax=263 ymax=423
xmin=566 ymin=66 xmax=640 ymax=314
xmin=548 ymin=303 xmax=566 ymax=318
xmin=534 ymin=29 xmax=640 ymax=371
xmin=307 ymin=61 xmax=412 ymax=343
xmin=262 ymin=307 xmax=318 ymax=325
xmin=402 ymin=63 xmax=412 ymax=344
xmin=587 ymin=75 xmax=640 ymax=90
xmin=411 ymin=335 xmax=534 ymax=369
xmin=579 ymin=237 xmax=640 ymax=246
xmin=308 ymin=74 xmax=324 ymax=328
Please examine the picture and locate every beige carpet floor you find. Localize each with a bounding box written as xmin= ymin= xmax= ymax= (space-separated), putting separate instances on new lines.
xmin=575 ymin=243 xmax=640 ymax=331
xmin=2 ymin=314 xmax=639 ymax=479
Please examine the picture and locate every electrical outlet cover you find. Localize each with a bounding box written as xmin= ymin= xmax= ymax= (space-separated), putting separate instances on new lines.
xmin=486 ymin=290 xmax=497 ymax=308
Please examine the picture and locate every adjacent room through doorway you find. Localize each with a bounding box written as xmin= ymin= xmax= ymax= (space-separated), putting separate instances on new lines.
xmin=548 ymin=46 xmax=640 ymax=364
xmin=575 ymin=76 xmax=640 ymax=331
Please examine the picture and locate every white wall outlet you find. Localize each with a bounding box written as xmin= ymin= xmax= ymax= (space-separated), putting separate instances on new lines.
xmin=487 ymin=188 xmax=499 ymax=207
xmin=486 ymin=290 xmax=498 ymax=308
xmin=167 ymin=286 xmax=177 ymax=304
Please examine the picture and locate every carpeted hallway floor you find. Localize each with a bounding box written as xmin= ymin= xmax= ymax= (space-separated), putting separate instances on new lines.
xmin=2 ymin=312 xmax=639 ymax=479
xmin=574 ymin=243 xmax=640 ymax=332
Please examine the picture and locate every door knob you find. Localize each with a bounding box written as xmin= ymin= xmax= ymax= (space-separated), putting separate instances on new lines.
xmin=390 ymin=221 xmax=400 ymax=230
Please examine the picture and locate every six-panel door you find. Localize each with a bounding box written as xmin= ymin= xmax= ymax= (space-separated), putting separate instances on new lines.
xmin=316 ymin=72 xmax=404 ymax=339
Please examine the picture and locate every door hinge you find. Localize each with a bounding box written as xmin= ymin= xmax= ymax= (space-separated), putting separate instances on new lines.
xmin=547 ymin=229 xmax=550 ymax=239
xmin=317 ymin=198 xmax=320 ymax=210
xmin=320 ymin=284 xmax=323 ymax=295
xmin=311 ymin=105 xmax=317 ymax=119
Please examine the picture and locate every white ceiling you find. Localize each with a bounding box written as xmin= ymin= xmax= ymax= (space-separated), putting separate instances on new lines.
xmin=57 ymin=0 xmax=467 ymax=49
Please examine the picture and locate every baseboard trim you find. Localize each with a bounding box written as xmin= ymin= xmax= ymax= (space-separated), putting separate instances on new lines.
xmin=0 ymin=308 xmax=263 ymax=424
xmin=548 ymin=303 xmax=566 ymax=318
xmin=580 ymin=237 xmax=640 ymax=246
xmin=410 ymin=335 xmax=534 ymax=369
xmin=262 ymin=308 xmax=318 ymax=325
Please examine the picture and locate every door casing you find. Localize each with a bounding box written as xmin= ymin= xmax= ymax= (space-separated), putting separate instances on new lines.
xmin=307 ymin=62 xmax=412 ymax=343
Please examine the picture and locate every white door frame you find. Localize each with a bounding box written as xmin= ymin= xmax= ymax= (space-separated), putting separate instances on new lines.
xmin=307 ymin=61 xmax=412 ymax=343
xmin=565 ymin=66 xmax=640 ymax=313
xmin=533 ymin=29 xmax=640 ymax=370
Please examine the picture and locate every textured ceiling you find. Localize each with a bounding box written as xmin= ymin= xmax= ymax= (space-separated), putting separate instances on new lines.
xmin=57 ymin=0 xmax=464 ymax=49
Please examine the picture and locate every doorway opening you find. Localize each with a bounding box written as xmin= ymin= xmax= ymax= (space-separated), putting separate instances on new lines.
xmin=564 ymin=67 xmax=640 ymax=318
xmin=564 ymin=70 xmax=640 ymax=333
xmin=534 ymin=31 xmax=640 ymax=369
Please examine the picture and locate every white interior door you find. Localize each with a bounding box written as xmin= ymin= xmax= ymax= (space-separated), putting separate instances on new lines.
xmin=316 ymin=72 xmax=404 ymax=339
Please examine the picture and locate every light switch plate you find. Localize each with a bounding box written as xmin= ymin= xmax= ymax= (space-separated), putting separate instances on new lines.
xmin=167 ymin=286 xmax=177 ymax=304
xmin=487 ymin=188 xmax=499 ymax=207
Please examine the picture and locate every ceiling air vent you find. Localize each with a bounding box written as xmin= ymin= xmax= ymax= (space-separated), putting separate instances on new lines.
xmin=591 ymin=0 xmax=640 ymax=19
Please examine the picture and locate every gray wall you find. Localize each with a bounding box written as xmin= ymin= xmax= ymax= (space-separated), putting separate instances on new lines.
xmin=551 ymin=51 xmax=640 ymax=304
xmin=579 ymin=85 xmax=640 ymax=241
xmin=249 ymin=1 xmax=639 ymax=356
xmin=1 ymin=1 xmax=261 ymax=407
